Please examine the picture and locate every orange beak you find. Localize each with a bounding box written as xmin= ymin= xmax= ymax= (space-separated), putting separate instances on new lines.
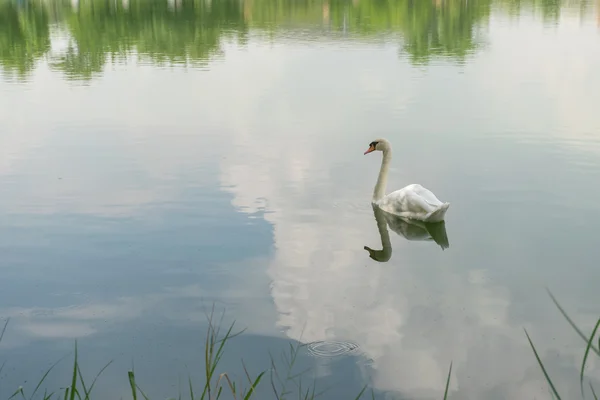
xmin=364 ymin=145 xmax=375 ymax=155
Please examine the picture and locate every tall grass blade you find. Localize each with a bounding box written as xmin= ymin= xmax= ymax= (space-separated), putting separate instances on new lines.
xmin=241 ymin=360 xmax=253 ymax=393
xmin=288 ymin=368 xmax=312 ymax=382
xmin=0 ymin=318 xmax=9 ymax=343
xmin=29 ymin=357 xmax=63 ymax=400
xmin=188 ymin=375 xmax=195 ymax=400
xmin=524 ymin=328 xmax=561 ymax=400
xmin=201 ymin=312 xmax=211 ymax=400
xmin=68 ymin=341 xmax=78 ymax=400
xmin=580 ymin=318 xmax=600 ymax=397
xmin=126 ymin=369 xmax=150 ymax=400
xmin=297 ymin=378 xmax=303 ymax=400
xmin=136 ymin=384 xmax=149 ymax=400
xmin=269 ymin=354 xmax=281 ymax=400
xmin=243 ymin=371 xmax=265 ymax=400
xmin=546 ymin=288 xmax=600 ymax=356
xmin=8 ymin=386 xmax=24 ymax=400
xmin=0 ymin=360 xmax=7 ymax=378
xmin=76 ymin=364 xmax=88 ymax=398
xmin=443 ymin=362 xmax=452 ymax=400
xmin=212 ymin=324 xmax=244 ymax=377
xmin=80 ymin=360 xmax=113 ymax=400
xmin=128 ymin=371 xmax=138 ymax=400
xmin=300 ymin=385 xmax=307 ymax=400
xmin=0 ymin=319 xmax=9 ymax=395
xmin=590 ymin=383 xmax=598 ymax=400
xmin=353 ymin=384 xmax=367 ymax=400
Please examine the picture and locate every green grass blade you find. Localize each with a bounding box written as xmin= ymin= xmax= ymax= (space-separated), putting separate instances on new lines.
xmin=8 ymin=386 xmax=24 ymax=400
xmin=580 ymin=318 xmax=600 ymax=397
xmin=69 ymin=341 xmax=78 ymax=400
xmin=268 ymin=357 xmax=281 ymax=400
xmin=210 ymin=323 xmax=236 ymax=376
xmin=590 ymin=382 xmax=598 ymax=400
xmin=288 ymin=368 xmax=312 ymax=382
xmin=0 ymin=318 xmax=9 ymax=343
xmin=77 ymin=364 xmax=89 ymax=398
xmin=84 ymin=360 xmax=113 ymax=399
xmin=201 ymin=325 xmax=210 ymax=400
xmin=297 ymin=377 xmax=303 ymax=400
xmin=188 ymin=375 xmax=195 ymax=400
xmin=243 ymin=371 xmax=266 ymax=400
xmin=135 ymin=384 xmax=150 ymax=400
xmin=352 ymin=384 xmax=367 ymax=400
xmin=547 ymin=288 xmax=600 ymax=356
xmin=29 ymin=357 xmax=63 ymax=400
xmin=524 ymin=329 xmax=561 ymax=400
xmin=241 ymin=359 xmax=255 ymax=387
xmin=443 ymin=362 xmax=452 ymax=400
xmin=128 ymin=371 xmax=138 ymax=400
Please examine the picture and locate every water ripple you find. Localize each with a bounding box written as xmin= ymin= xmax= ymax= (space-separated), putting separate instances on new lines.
xmin=306 ymin=340 xmax=359 ymax=358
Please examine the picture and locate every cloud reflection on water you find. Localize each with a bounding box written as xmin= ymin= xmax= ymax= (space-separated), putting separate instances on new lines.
xmin=215 ymin=15 xmax=600 ymax=400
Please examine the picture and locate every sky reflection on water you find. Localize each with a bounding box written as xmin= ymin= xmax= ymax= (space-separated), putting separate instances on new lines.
xmin=1 ymin=0 xmax=600 ymax=399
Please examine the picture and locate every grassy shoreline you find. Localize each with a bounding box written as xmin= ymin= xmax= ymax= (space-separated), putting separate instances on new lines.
xmin=1 ymin=290 xmax=598 ymax=400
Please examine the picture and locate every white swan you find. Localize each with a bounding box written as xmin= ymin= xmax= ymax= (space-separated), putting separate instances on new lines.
xmin=364 ymin=138 xmax=450 ymax=222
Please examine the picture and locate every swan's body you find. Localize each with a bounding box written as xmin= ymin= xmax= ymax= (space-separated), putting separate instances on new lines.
xmin=364 ymin=138 xmax=450 ymax=223
xmin=376 ymin=183 xmax=450 ymax=222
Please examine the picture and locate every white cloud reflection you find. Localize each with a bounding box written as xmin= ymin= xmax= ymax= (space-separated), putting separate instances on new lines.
xmin=0 ymin=283 xmax=240 ymax=347
xmin=215 ymin=14 xmax=600 ymax=400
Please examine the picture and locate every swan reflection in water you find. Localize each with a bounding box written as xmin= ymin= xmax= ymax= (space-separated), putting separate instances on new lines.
xmin=364 ymin=205 xmax=450 ymax=262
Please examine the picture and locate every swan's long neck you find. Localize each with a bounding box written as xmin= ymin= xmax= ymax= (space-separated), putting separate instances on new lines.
xmin=373 ymin=148 xmax=391 ymax=202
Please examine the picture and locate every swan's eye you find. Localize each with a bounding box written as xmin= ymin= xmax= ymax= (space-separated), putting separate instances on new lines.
xmin=369 ymin=141 xmax=378 ymax=148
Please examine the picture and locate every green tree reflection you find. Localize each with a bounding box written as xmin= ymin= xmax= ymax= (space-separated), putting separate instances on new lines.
xmin=52 ymin=0 xmax=249 ymax=80
xmin=325 ymin=0 xmax=493 ymax=64
xmin=0 ymin=0 xmax=591 ymax=81
xmin=0 ymin=1 xmax=51 ymax=79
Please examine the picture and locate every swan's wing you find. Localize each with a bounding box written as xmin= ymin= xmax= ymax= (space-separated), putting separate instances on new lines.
xmin=403 ymin=184 xmax=443 ymax=207
xmin=380 ymin=187 xmax=436 ymax=215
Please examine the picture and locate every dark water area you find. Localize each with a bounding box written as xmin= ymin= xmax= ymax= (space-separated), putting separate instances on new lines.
xmin=1 ymin=0 xmax=600 ymax=398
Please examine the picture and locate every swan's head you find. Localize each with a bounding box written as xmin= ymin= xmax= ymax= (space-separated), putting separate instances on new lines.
xmin=364 ymin=138 xmax=390 ymax=155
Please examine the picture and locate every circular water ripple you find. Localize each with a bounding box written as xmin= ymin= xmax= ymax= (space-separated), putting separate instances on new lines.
xmin=306 ymin=340 xmax=359 ymax=358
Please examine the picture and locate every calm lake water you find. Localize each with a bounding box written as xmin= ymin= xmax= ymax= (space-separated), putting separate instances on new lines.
xmin=1 ymin=0 xmax=600 ymax=398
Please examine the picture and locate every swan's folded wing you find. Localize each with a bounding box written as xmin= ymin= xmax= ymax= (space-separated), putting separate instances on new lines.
xmin=381 ymin=188 xmax=434 ymax=215
xmin=405 ymin=184 xmax=443 ymax=207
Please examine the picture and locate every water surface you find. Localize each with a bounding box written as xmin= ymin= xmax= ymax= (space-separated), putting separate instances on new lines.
xmin=1 ymin=0 xmax=600 ymax=399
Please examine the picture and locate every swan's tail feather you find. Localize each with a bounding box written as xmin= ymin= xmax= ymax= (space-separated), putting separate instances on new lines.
xmin=424 ymin=202 xmax=450 ymax=223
